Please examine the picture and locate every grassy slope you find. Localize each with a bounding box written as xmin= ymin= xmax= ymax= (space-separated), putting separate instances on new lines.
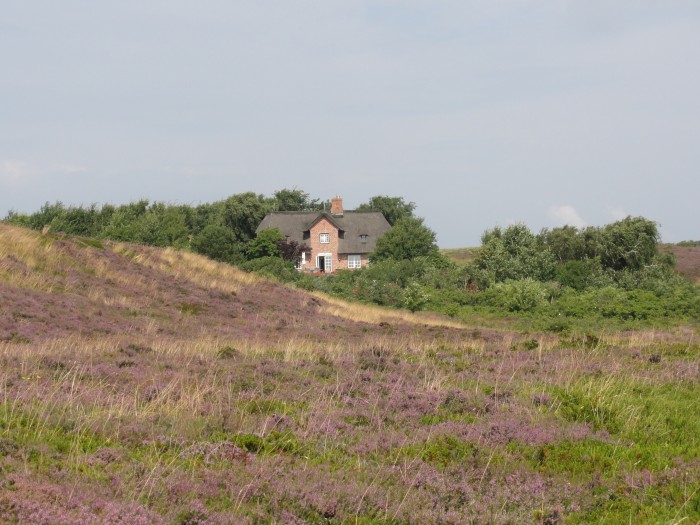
xmin=1 ymin=223 xmax=699 ymax=524
xmin=440 ymin=246 xmax=480 ymax=266
xmin=664 ymin=244 xmax=700 ymax=284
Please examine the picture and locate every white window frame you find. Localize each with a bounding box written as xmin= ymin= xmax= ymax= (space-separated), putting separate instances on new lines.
xmin=319 ymin=233 xmax=330 ymax=244
xmin=316 ymin=253 xmax=332 ymax=273
xmin=348 ymin=254 xmax=362 ymax=269
xmin=295 ymin=251 xmax=306 ymax=269
xmin=359 ymin=234 xmax=368 ymax=243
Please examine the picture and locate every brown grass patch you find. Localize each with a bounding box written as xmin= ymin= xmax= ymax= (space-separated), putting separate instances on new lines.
xmin=313 ymin=292 xmax=466 ymax=329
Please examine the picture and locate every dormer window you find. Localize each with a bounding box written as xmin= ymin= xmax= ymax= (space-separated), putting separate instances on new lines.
xmin=320 ymin=233 xmax=330 ymax=244
xmin=360 ymin=234 xmax=368 ymax=242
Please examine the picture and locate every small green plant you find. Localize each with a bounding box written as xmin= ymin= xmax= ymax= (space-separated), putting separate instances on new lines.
xmin=216 ymin=346 xmax=240 ymax=359
xmin=403 ymin=281 xmax=429 ymax=313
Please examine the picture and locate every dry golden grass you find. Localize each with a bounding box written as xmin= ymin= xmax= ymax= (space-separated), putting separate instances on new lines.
xmin=0 ymin=222 xmax=258 ymax=300
xmin=312 ymin=292 xmax=466 ymax=329
xmin=115 ymin=245 xmax=259 ymax=294
xmin=0 ymin=224 xmax=69 ymax=292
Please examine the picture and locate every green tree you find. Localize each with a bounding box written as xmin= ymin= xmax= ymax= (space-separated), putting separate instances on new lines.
xmin=598 ymin=216 xmax=660 ymax=271
xmin=222 ymin=193 xmax=271 ymax=243
xmin=472 ymin=224 xmax=556 ymax=285
xmin=28 ymin=201 xmax=66 ymax=230
xmin=136 ymin=203 xmax=190 ymax=248
xmin=357 ymin=195 xmax=416 ymax=226
xmin=541 ymin=225 xmax=586 ymax=263
xmin=555 ymin=259 xmax=602 ymax=291
xmin=101 ymin=200 xmax=151 ymax=242
xmin=246 ymin=228 xmax=284 ymax=259
xmin=272 ymin=188 xmax=325 ymax=211
xmin=371 ymin=216 xmax=438 ymax=261
xmin=191 ymin=224 xmax=242 ymax=264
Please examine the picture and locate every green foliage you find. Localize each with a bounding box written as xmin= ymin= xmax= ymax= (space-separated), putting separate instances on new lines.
xmin=556 ymin=285 xmax=700 ymax=321
xmin=472 ymin=224 xmax=556 ymax=286
xmin=398 ymin=435 xmax=477 ymax=468
xmin=542 ymin=225 xmax=586 ymax=263
xmin=598 ymin=216 xmax=660 ymax=271
xmin=485 ymin=278 xmax=550 ymax=312
xmin=271 ymin=188 xmax=325 ymax=211
xmin=4 ymin=195 xmax=697 ymax=327
xmin=28 ymin=201 xmax=68 ymax=230
xmin=240 ymin=256 xmax=300 ymax=282
xmin=553 ymin=387 xmax=621 ymax=433
xmin=371 ymin=216 xmax=438 ymax=261
xmin=229 ymin=431 xmax=306 ymax=456
xmin=555 ymin=258 xmax=603 ymax=291
xmin=246 ymin=228 xmax=284 ymax=259
xmin=542 ymin=216 xmax=661 ymax=272
xmin=221 ymin=192 xmax=271 ymax=243
xmin=356 ymin=195 xmax=416 ymax=226
xmin=191 ymin=225 xmax=242 ymax=264
xmin=2 ymin=209 xmax=31 ymax=227
xmin=402 ymin=281 xmax=429 ymax=313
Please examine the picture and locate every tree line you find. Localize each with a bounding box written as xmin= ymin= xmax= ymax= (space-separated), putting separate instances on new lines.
xmin=4 ymin=191 xmax=698 ymax=325
xmin=4 ymin=189 xmax=329 ymax=264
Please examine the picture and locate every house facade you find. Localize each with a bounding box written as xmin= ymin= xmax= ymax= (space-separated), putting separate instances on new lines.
xmin=255 ymin=197 xmax=391 ymax=272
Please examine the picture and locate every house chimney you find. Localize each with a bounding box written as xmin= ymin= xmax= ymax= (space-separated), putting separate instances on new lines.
xmin=330 ymin=196 xmax=343 ymax=216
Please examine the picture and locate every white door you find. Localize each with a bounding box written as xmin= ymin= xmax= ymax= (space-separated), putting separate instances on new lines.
xmin=317 ymin=253 xmax=332 ymax=272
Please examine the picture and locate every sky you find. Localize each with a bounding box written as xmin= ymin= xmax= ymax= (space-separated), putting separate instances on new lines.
xmin=1 ymin=1 xmax=699 ymax=247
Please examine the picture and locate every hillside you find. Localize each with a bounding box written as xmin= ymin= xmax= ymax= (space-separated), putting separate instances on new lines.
xmin=0 ymin=223 xmax=460 ymax=344
xmin=440 ymin=246 xmax=480 ymax=266
xmin=664 ymin=244 xmax=700 ymax=284
xmin=1 ymin=223 xmax=699 ymax=524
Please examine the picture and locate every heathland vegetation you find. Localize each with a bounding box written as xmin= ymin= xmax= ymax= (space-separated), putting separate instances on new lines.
xmin=1 ymin=193 xmax=699 ymax=523
xmin=6 ymin=190 xmax=697 ymax=329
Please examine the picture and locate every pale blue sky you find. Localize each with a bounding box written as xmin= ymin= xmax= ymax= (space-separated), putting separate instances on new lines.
xmin=2 ymin=1 xmax=699 ymax=247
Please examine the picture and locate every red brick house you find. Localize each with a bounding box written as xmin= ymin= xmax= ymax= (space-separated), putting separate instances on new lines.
xmin=256 ymin=197 xmax=391 ymax=272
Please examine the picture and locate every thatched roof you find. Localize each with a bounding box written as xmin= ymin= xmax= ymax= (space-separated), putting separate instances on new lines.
xmin=256 ymin=211 xmax=391 ymax=254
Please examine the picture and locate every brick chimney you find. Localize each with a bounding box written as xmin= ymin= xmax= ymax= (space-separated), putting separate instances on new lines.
xmin=330 ymin=196 xmax=343 ymax=216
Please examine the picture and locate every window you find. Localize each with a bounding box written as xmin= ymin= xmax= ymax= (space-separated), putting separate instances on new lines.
xmin=348 ymin=255 xmax=361 ymax=269
xmin=295 ymin=251 xmax=306 ymax=269
xmin=360 ymin=234 xmax=368 ymax=243
xmin=320 ymin=233 xmax=330 ymax=244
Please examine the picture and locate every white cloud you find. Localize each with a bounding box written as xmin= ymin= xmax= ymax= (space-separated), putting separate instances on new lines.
xmin=0 ymin=160 xmax=32 ymax=187
xmin=53 ymin=164 xmax=87 ymax=175
xmin=608 ymin=207 xmax=628 ymax=221
xmin=548 ymin=205 xmax=587 ymax=228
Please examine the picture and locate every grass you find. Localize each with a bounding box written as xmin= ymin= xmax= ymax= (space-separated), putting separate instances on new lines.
xmin=1 ymin=328 xmax=698 ymax=523
xmin=440 ymin=246 xmax=480 ymax=266
xmin=314 ymin=292 xmax=467 ymax=329
xmin=1 ymin=222 xmax=700 ymax=523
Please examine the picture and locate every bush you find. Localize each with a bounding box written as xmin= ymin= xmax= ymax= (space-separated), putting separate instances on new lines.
xmin=191 ymin=225 xmax=243 ymax=264
xmin=240 ymin=257 xmax=299 ymax=282
xmin=403 ymin=282 xmax=429 ymax=313
xmin=485 ymin=278 xmax=550 ymax=312
xmin=555 ymin=259 xmax=602 ymax=291
xmin=246 ymin=227 xmax=284 ymax=259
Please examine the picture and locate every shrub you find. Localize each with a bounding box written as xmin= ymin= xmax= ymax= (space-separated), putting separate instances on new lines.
xmin=246 ymin=227 xmax=284 ymax=259
xmin=240 ymin=256 xmax=299 ymax=282
xmin=403 ymin=282 xmax=429 ymax=313
xmin=555 ymin=259 xmax=602 ymax=291
xmin=191 ymin=225 xmax=243 ymax=264
xmin=486 ymin=279 xmax=549 ymax=312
